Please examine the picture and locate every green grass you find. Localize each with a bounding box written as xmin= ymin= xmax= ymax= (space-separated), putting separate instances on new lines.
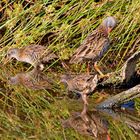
xmin=0 ymin=0 xmax=140 ymax=139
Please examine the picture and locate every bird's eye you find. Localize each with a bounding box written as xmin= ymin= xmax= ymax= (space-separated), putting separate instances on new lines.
xmin=9 ymin=50 xmax=15 ymax=55
xmin=7 ymin=53 xmax=11 ymax=57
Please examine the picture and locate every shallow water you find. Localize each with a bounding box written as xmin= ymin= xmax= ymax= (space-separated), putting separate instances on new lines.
xmin=0 ymin=66 xmax=140 ymax=140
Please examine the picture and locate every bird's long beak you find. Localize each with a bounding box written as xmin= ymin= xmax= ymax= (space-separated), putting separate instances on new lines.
xmin=3 ymin=56 xmax=10 ymax=65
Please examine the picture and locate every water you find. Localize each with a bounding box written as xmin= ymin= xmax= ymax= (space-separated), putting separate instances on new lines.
xmin=0 ymin=66 xmax=140 ymax=139
xmin=63 ymin=99 xmax=140 ymax=140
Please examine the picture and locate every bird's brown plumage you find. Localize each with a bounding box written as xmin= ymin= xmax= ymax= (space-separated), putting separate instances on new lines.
xmin=19 ymin=44 xmax=58 ymax=65
xmin=5 ymin=45 xmax=58 ymax=70
xmin=70 ymin=26 xmax=110 ymax=64
xmin=61 ymin=74 xmax=98 ymax=105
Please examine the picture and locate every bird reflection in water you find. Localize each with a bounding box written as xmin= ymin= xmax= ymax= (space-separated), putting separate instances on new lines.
xmin=63 ymin=103 xmax=140 ymax=140
xmin=8 ymin=68 xmax=54 ymax=90
xmin=62 ymin=104 xmax=111 ymax=140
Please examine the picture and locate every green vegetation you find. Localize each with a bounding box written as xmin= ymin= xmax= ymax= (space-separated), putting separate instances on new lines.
xmin=0 ymin=0 xmax=140 ymax=139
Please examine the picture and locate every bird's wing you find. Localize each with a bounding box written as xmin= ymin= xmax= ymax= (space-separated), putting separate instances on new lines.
xmin=24 ymin=45 xmax=58 ymax=62
xmin=41 ymin=50 xmax=58 ymax=63
xmin=20 ymin=45 xmax=45 ymax=59
xmin=70 ymin=30 xmax=110 ymax=63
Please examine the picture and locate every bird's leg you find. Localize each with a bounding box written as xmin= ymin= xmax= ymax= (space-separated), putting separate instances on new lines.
xmin=94 ymin=62 xmax=104 ymax=76
xmin=81 ymin=103 xmax=89 ymax=122
xmin=81 ymin=94 xmax=88 ymax=106
xmin=94 ymin=62 xmax=108 ymax=78
xmin=81 ymin=103 xmax=87 ymax=115
xmin=81 ymin=94 xmax=89 ymax=122
xmin=86 ymin=62 xmax=90 ymax=74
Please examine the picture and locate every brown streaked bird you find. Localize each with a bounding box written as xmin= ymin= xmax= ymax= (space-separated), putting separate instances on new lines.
xmin=70 ymin=16 xmax=117 ymax=76
xmin=61 ymin=74 xmax=98 ymax=106
xmin=4 ymin=44 xmax=58 ymax=70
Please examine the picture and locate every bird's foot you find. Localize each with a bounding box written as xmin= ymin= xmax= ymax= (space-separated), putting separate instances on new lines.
xmin=99 ymin=73 xmax=109 ymax=80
